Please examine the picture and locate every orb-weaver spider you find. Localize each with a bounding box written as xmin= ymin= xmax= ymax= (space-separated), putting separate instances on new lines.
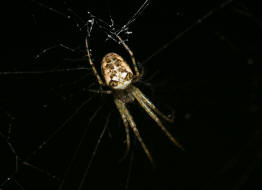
xmin=85 ymin=30 xmax=183 ymax=163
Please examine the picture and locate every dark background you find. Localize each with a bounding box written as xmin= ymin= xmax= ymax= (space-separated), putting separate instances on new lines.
xmin=1 ymin=0 xmax=262 ymax=190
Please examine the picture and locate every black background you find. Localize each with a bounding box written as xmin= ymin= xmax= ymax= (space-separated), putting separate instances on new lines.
xmin=1 ymin=0 xmax=262 ymax=190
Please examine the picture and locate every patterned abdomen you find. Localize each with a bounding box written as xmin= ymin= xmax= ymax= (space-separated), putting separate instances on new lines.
xmin=101 ymin=53 xmax=133 ymax=90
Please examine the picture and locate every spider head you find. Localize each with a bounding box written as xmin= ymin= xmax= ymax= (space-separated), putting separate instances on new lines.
xmin=101 ymin=53 xmax=133 ymax=90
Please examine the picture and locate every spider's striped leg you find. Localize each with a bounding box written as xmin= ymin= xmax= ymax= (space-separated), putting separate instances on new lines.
xmin=88 ymin=89 xmax=112 ymax=94
xmin=85 ymin=39 xmax=105 ymax=86
xmin=115 ymin=35 xmax=140 ymax=80
xmin=131 ymin=87 xmax=184 ymax=150
xmin=114 ymin=98 xmax=153 ymax=163
xmin=114 ymin=98 xmax=131 ymax=159
xmin=132 ymin=86 xmax=174 ymax=123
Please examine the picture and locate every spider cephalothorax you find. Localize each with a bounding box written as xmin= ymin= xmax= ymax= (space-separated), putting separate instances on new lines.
xmin=85 ymin=34 xmax=183 ymax=163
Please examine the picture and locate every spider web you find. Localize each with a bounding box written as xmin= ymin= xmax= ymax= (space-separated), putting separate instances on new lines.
xmin=1 ymin=0 xmax=262 ymax=190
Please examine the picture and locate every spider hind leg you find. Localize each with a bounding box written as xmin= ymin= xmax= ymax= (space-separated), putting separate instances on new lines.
xmin=114 ymin=98 xmax=153 ymax=163
xmin=133 ymin=86 xmax=175 ymax=123
xmin=87 ymin=89 xmax=112 ymax=94
xmin=131 ymin=86 xmax=184 ymax=150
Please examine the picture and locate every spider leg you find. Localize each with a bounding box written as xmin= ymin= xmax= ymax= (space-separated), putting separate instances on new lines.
xmin=132 ymin=86 xmax=174 ymax=123
xmin=114 ymin=98 xmax=131 ymax=158
xmin=131 ymin=87 xmax=184 ymax=150
xmin=115 ymin=35 xmax=140 ymax=80
xmin=114 ymin=98 xmax=153 ymax=163
xmin=88 ymin=89 xmax=112 ymax=94
xmin=34 ymin=43 xmax=81 ymax=60
xmin=85 ymin=39 xmax=105 ymax=86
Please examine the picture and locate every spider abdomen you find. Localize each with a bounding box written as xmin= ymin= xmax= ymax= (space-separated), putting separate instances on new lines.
xmin=101 ymin=53 xmax=133 ymax=90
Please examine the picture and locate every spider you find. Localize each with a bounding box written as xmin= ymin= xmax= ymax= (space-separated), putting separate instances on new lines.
xmin=85 ymin=32 xmax=183 ymax=163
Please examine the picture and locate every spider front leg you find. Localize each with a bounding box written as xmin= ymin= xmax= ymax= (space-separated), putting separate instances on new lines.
xmin=85 ymin=39 xmax=105 ymax=86
xmin=114 ymin=98 xmax=153 ymax=163
xmin=115 ymin=35 xmax=141 ymax=81
xmin=131 ymin=86 xmax=184 ymax=150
